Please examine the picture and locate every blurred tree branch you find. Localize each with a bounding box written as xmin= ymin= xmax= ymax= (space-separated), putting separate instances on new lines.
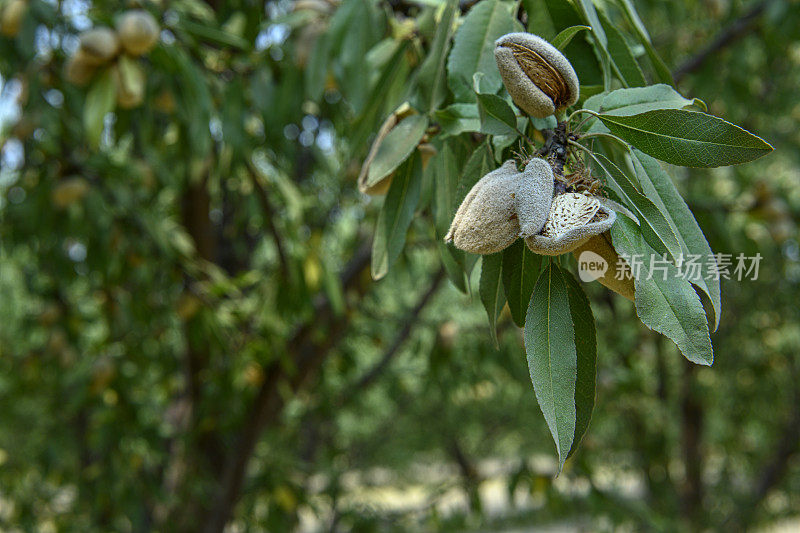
xmin=351 ymin=268 xmax=445 ymax=392
xmin=201 ymin=240 xmax=373 ymax=532
xmin=673 ymin=1 xmax=770 ymax=83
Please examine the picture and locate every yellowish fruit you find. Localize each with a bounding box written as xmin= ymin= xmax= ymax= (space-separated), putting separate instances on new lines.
xmin=0 ymin=0 xmax=26 ymax=38
xmin=64 ymin=52 xmax=97 ymax=86
xmin=52 ymin=177 xmax=90 ymax=208
xmin=572 ymin=233 xmax=635 ymax=301
xmin=112 ymin=56 xmax=146 ymax=109
xmin=78 ymin=27 xmax=120 ymax=65
xmin=116 ymin=10 xmax=159 ymax=56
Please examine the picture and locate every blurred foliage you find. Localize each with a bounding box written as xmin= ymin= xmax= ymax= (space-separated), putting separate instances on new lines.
xmin=0 ymin=0 xmax=797 ymax=532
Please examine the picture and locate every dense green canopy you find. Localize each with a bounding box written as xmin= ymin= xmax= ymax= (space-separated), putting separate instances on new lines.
xmin=0 ymin=0 xmax=798 ymax=531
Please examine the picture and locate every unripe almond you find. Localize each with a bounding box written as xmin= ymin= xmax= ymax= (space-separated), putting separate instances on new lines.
xmin=116 ymin=10 xmax=160 ymax=56
xmin=445 ymin=160 xmax=521 ymax=255
xmin=78 ymin=27 xmax=120 ymax=65
xmin=0 ymin=0 xmax=26 ymax=38
xmin=495 ymin=33 xmax=579 ymax=118
xmin=516 ymin=158 xmax=554 ymax=237
xmin=52 ymin=177 xmax=90 ymax=208
xmin=113 ymin=55 xmax=146 ymax=109
xmin=64 ymin=52 xmax=97 ymax=86
xmin=573 ymin=233 xmax=635 ymax=301
xmin=525 ymin=193 xmax=616 ymax=255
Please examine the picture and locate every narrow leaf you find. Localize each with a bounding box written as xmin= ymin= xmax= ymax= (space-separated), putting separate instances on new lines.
xmin=502 ymin=240 xmax=542 ymax=327
xmin=476 ymin=93 xmax=518 ymax=136
xmin=446 ymin=0 xmax=519 ymax=102
xmin=611 ymin=215 xmax=714 ymax=365
xmin=83 ymin=70 xmax=116 ymax=148
xmin=480 ymin=253 xmax=506 ymax=347
xmin=584 ymin=84 xmax=701 ymax=117
xmin=524 ymin=263 xmax=577 ymax=471
xmin=589 ymin=152 xmax=682 ymax=265
xmin=563 ymin=271 xmax=596 ymax=459
xmin=366 ymin=114 xmax=429 ymax=189
xmin=630 ymin=149 xmax=721 ymax=330
xmin=600 ymin=10 xmax=646 ymax=87
xmin=439 ymin=241 xmax=469 ymax=293
xmin=371 ymin=153 xmax=423 ymax=280
xmin=416 ymin=0 xmax=458 ymax=111
xmin=599 ymin=109 xmax=774 ymax=167
xmin=615 ymin=0 xmax=673 ymax=84
xmin=551 ymin=25 xmax=591 ymax=50
xmin=434 ymin=103 xmax=481 ymax=138
xmin=454 ymin=142 xmax=494 ymax=217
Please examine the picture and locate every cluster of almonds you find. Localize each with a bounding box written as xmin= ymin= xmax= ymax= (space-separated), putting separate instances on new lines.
xmin=65 ymin=10 xmax=160 ymax=109
xmin=446 ymin=32 xmax=634 ymax=300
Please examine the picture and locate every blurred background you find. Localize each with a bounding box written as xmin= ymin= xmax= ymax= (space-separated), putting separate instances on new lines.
xmin=0 ymin=0 xmax=798 ymax=531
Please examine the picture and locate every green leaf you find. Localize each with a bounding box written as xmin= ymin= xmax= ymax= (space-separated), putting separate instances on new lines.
xmin=350 ymin=40 xmax=411 ymax=154
xmin=615 ymin=0 xmax=673 ymax=85
xmin=446 ymin=0 xmax=519 ymax=102
xmin=522 ymin=0 xmax=555 ymax=39
xmin=502 ymin=240 xmax=542 ymax=328
xmin=574 ymin=0 xmax=611 ymax=90
xmin=434 ymin=103 xmax=481 ymax=138
xmin=338 ymin=0 xmax=378 ymax=113
xmin=600 ymin=10 xmax=646 ymax=88
xmin=83 ymin=70 xmax=117 ymax=148
xmin=611 ymin=215 xmax=714 ymax=365
xmin=476 ymin=93 xmax=518 ymax=136
xmin=629 ymin=149 xmax=721 ymax=330
xmin=305 ymin=32 xmax=330 ymax=102
xmin=588 ymin=152 xmax=682 ymax=265
xmin=551 ymin=25 xmax=591 ymax=50
xmin=575 ymin=0 xmax=606 ymax=47
xmin=433 ymin=142 xmax=459 ymax=234
xmin=584 ymin=84 xmax=703 ymax=117
xmin=366 ymin=114 xmax=429 ymax=189
xmin=371 ymin=153 xmax=424 ymax=280
xmin=177 ymin=17 xmax=250 ymax=50
xmin=479 ymin=253 xmax=506 ymax=347
xmin=563 ymin=271 xmax=596 ymax=460
xmin=416 ymin=0 xmax=458 ymax=111
xmin=524 ymin=262 xmax=577 ymax=471
xmin=455 ymin=142 xmax=494 ymax=217
xmin=598 ymin=109 xmax=774 ymax=167
xmin=438 ymin=241 xmax=469 ymax=293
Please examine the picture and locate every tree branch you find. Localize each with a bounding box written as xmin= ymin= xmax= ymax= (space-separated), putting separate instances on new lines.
xmin=680 ymin=361 xmax=705 ymax=525
xmin=246 ymin=161 xmax=290 ymax=276
xmin=673 ymin=1 xmax=770 ymax=83
xmin=350 ymin=268 xmax=445 ymax=392
xmin=723 ymin=369 xmax=800 ymax=528
xmin=201 ymin=240 xmax=373 ymax=533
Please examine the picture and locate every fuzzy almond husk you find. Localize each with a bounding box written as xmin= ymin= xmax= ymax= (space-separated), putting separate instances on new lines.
xmin=445 ymin=160 xmax=521 ymax=255
xmin=494 ymin=32 xmax=579 ymax=118
xmin=116 ymin=10 xmax=160 ymax=56
xmin=78 ymin=27 xmax=120 ymax=65
xmin=0 ymin=0 xmax=26 ymax=37
xmin=516 ymin=157 xmax=554 ymax=237
xmin=573 ymin=233 xmax=635 ymax=301
xmin=525 ymin=193 xmax=616 ymax=255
